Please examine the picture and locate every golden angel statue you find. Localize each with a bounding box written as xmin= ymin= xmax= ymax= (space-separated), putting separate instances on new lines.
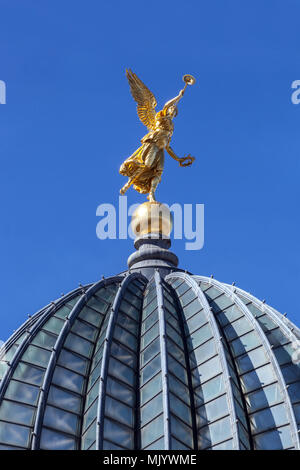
xmin=119 ymin=69 xmax=196 ymax=202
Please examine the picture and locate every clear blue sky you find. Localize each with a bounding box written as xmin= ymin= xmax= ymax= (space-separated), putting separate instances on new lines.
xmin=0 ymin=0 xmax=299 ymax=340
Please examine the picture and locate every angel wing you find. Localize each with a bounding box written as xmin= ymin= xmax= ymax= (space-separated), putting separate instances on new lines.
xmin=126 ymin=69 xmax=157 ymax=130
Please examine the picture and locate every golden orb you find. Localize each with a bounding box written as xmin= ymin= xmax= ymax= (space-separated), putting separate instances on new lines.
xmin=131 ymin=202 xmax=173 ymax=237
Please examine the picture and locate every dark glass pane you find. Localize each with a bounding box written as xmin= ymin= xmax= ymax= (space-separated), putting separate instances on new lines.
xmin=32 ymin=331 xmax=57 ymax=350
xmin=116 ymin=312 xmax=139 ymax=336
xmin=180 ymin=289 xmax=196 ymax=308
xmin=22 ymin=345 xmax=51 ymax=368
xmin=216 ymin=304 xmax=242 ymax=327
xmin=197 ymin=394 xmax=228 ymax=428
xmin=198 ymin=416 xmax=231 ymax=449
xmin=141 ymin=413 xmax=163 ymax=448
xmin=236 ymin=346 xmax=268 ymax=374
xmin=245 ymin=383 xmax=282 ymax=412
xmin=113 ymin=325 xmax=136 ymax=351
xmin=171 ymin=437 xmax=190 ymax=450
xmin=175 ymin=282 xmax=190 ymax=297
xmin=105 ymin=396 xmax=133 ymax=427
xmin=142 ymin=298 xmax=158 ymax=320
xmin=167 ymin=340 xmax=185 ymax=365
xmin=168 ymin=374 xmax=190 ymax=404
xmin=281 ymin=363 xmax=300 ymax=384
xmin=188 ymin=323 xmax=212 ymax=350
xmin=0 ymin=421 xmax=30 ymax=447
xmin=256 ymin=314 xmax=277 ymax=332
xmin=58 ymin=349 xmax=88 ymax=375
xmin=140 ymin=373 xmax=162 ymax=405
xmin=287 ymin=381 xmax=300 ymax=404
xmin=64 ymin=333 xmax=93 ymax=358
xmin=43 ymin=316 xmax=65 ymax=335
xmin=120 ymin=300 xmax=140 ymax=321
xmin=71 ymin=320 xmax=98 ymax=342
xmin=141 ymin=322 xmax=159 ymax=350
xmin=210 ymin=294 xmax=233 ymax=313
xmin=166 ymin=325 xmax=183 ymax=350
xmin=203 ymin=286 xmax=222 ymax=301
xmin=44 ymin=405 xmax=79 ymax=435
xmin=170 ymin=414 xmax=193 ymax=447
xmin=48 ymin=386 xmax=82 ymax=413
xmin=240 ymin=364 xmax=275 ymax=393
xmin=168 ymin=355 xmax=188 ymax=384
xmin=0 ymin=400 xmax=35 ymax=426
xmin=53 ymin=305 xmax=71 ymax=320
xmin=5 ymin=380 xmax=39 ymax=405
xmin=185 ymin=310 xmax=207 ymax=333
xmin=230 ymin=331 xmax=261 ymax=357
xmin=81 ymin=421 xmax=96 ymax=450
xmin=265 ymin=328 xmax=288 ymax=347
xmin=273 ymin=343 xmax=294 ymax=366
xmin=122 ymin=290 xmax=142 ymax=310
xmin=140 ymin=355 xmax=161 ymax=386
xmin=224 ymin=317 xmax=252 ymax=342
xmin=211 ymin=439 xmax=233 ymax=450
xmin=110 ymin=341 xmax=136 ymax=369
xmin=78 ymin=306 xmax=103 ymax=327
xmin=103 ymin=419 xmax=133 ymax=449
xmin=140 ymin=393 xmax=163 ymax=426
xmin=145 ymin=437 xmax=165 ymax=450
xmin=182 ymin=298 xmax=202 ymax=320
xmin=141 ymin=309 xmax=158 ymax=335
xmin=82 ymin=399 xmax=98 ymax=432
xmin=191 ymin=338 xmax=216 ymax=367
xmin=86 ymin=296 xmax=109 ymax=315
xmin=253 ymin=425 xmax=293 ymax=450
xmin=106 ymin=377 xmax=134 ymax=407
xmin=250 ymin=403 xmax=288 ymax=434
xmin=169 ymin=393 xmax=192 ymax=426
xmin=108 ymin=357 xmax=135 ymax=386
xmin=13 ymin=362 xmax=44 ymax=386
xmin=168 ymin=278 xmax=184 ymax=289
xmin=85 ymin=380 xmax=99 ymax=409
xmin=52 ymin=366 xmax=85 ymax=394
xmin=141 ymin=338 xmax=160 ymax=367
xmin=193 ymin=355 xmax=221 ymax=384
xmin=40 ymin=428 xmax=76 ymax=450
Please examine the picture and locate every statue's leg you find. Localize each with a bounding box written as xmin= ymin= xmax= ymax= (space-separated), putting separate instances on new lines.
xmin=120 ymin=168 xmax=144 ymax=195
xmin=147 ymin=150 xmax=164 ymax=202
xmin=147 ymin=175 xmax=161 ymax=202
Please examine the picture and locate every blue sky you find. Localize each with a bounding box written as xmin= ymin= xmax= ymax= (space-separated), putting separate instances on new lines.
xmin=0 ymin=0 xmax=299 ymax=340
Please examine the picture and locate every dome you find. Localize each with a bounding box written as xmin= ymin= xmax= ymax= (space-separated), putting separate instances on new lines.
xmin=0 ymin=233 xmax=299 ymax=451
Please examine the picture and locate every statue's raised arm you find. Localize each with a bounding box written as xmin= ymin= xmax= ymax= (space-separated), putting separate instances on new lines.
xmin=119 ymin=71 xmax=196 ymax=202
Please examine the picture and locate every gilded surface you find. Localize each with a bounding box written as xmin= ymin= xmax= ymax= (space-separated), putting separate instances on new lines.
xmin=119 ymin=70 xmax=196 ymax=202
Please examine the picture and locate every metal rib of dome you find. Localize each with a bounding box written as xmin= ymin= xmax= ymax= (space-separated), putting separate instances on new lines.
xmin=0 ymin=269 xmax=299 ymax=450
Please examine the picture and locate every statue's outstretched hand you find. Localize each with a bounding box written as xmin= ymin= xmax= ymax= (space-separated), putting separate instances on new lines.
xmin=179 ymin=154 xmax=195 ymax=167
